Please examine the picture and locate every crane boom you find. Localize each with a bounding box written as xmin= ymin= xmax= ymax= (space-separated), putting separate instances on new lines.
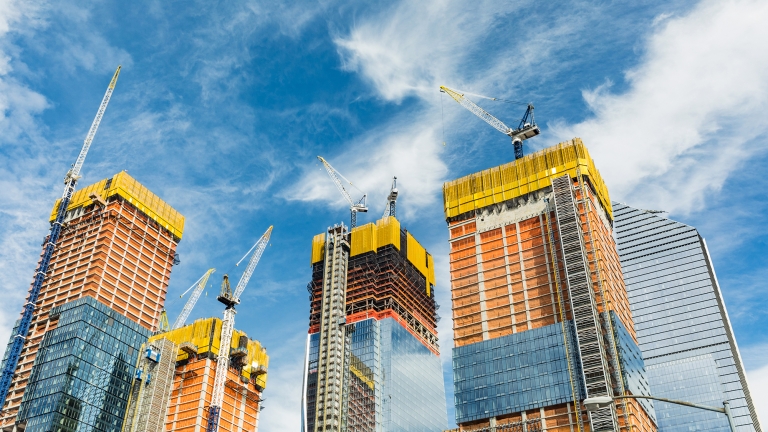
xmin=440 ymin=86 xmax=513 ymax=135
xmin=440 ymin=85 xmax=540 ymax=160
xmin=318 ymin=156 xmax=354 ymax=206
xmin=0 ymin=66 xmax=121 ymax=407
xmin=317 ymin=156 xmax=368 ymax=227
xmin=206 ymin=226 xmax=273 ymax=432
xmin=172 ymin=268 xmax=216 ymax=330
xmin=232 ymin=226 xmax=272 ymax=301
xmin=67 ymin=66 xmax=122 ymax=184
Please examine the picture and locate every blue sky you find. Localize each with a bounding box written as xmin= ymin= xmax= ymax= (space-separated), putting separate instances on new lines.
xmin=1 ymin=0 xmax=768 ymax=430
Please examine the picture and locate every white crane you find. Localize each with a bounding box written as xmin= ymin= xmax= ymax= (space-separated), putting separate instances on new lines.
xmin=0 ymin=66 xmax=121 ymax=405
xmin=317 ymin=156 xmax=368 ymax=228
xmin=206 ymin=226 xmax=273 ymax=432
xmin=382 ymin=177 xmax=398 ymax=218
xmin=171 ymin=268 xmax=216 ymax=330
xmin=440 ymin=85 xmax=539 ymax=160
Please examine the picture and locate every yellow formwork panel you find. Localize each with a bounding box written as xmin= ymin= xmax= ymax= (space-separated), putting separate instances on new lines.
xmin=311 ymin=216 xmax=435 ymax=295
xmin=310 ymin=234 xmax=325 ymax=265
xmin=150 ymin=316 xmax=269 ymax=389
xmin=50 ymin=171 xmax=185 ymax=239
xmin=406 ymin=233 xmax=436 ymax=296
xmin=443 ymin=138 xmax=613 ymax=220
xmin=375 ymin=216 xmax=400 ymax=251
xmin=350 ymin=223 xmax=378 ymax=257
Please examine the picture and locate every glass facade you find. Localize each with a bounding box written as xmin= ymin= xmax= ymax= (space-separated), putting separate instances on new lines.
xmin=609 ymin=311 xmax=656 ymax=422
xmin=16 ymin=297 xmax=150 ymax=432
xmin=452 ymin=321 xmax=584 ymax=424
xmin=613 ymin=203 xmax=761 ymax=432
xmin=304 ymin=317 xmax=447 ymax=431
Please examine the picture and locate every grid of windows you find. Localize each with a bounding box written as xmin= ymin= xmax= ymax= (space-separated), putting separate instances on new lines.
xmin=613 ymin=203 xmax=760 ymax=432
xmin=452 ymin=321 xmax=583 ymax=423
xmin=304 ymin=317 xmax=447 ymax=431
xmin=16 ymin=297 xmax=149 ymax=432
xmin=647 ymin=354 xmax=730 ymax=431
xmin=610 ymin=310 xmax=656 ymax=422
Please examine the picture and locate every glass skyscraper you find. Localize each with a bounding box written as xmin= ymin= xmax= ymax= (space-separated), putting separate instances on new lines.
xmin=613 ymin=203 xmax=762 ymax=432
xmin=302 ymin=216 xmax=447 ymax=432
xmin=14 ymin=297 xmax=150 ymax=432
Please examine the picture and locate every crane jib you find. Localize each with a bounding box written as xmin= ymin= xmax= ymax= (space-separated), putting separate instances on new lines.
xmin=0 ymin=66 xmax=121 ymax=408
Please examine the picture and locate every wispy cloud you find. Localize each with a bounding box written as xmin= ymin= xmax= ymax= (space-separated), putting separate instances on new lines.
xmin=553 ymin=0 xmax=768 ymax=214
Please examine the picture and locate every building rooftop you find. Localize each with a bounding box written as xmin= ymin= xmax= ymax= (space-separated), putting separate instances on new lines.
xmin=442 ymin=138 xmax=613 ymax=220
xmin=50 ymin=171 xmax=185 ymax=239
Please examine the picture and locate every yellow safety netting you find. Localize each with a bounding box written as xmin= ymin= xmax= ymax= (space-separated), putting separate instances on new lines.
xmin=50 ymin=171 xmax=185 ymax=239
xmin=150 ymin=317 xmax=269 ymax=389
xmin=442 ymin=138 xmax=613 ymax=220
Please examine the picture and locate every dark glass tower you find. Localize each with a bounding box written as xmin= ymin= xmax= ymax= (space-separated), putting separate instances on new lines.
xmin=14 ymin=297 xmax=149 ymax=431
xmin=613 ymin=203 xmax=762 ymax=432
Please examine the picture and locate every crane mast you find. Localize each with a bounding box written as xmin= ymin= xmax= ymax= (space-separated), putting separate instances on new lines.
xmin=317 ymin=156 xmax=368 ymax=227
xmin=0 ymin=66 xmax=121 ymax=406
xmin=383 ymin=177 xmax=398 ymax=218
xmin=440 ymin=85 xmax=540 ymax=160
xmin=171 ymin=268 xmax=216 ymax=330
xmin=206 ymin=226 xmax=273 ymax=432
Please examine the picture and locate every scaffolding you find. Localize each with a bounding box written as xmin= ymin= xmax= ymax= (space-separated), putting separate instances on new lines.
xmin=309 ymin=235 xmax=439 ymax=353
xmin=312 ymin=224 xmax=350 ymax=432
xmin=550 ymin=175 xmax=616 ymax=432
xmin=121 ymin=338 xmax=177 ymax=432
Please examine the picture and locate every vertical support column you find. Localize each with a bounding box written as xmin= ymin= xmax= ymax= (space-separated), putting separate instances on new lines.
xmin=550 ymin=175 xmax=616 ymax=432
xmin=313 ymin=224 xmax=350 ymax=432
xmin=474 ymin=231 xmax=490 ymax=340
xmin=515 ymin=222 xmax=532 ymax=330
xmin=501 ymin=225 xmax=517 ymax=333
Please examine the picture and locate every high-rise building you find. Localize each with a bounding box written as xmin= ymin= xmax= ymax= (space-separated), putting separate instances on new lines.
xmin=127 ymin=317 xmax=269 ymax=432
xmin=443 ymin=139 xmax=656 ymax=432
xmin=0 ymin=171 xmax=184 ymax=430
xmin=15 ymin=297 xmax=151 ymax=432
xmin=613 ymin=203 xmax=762 ymax=432
xmin=302 ymin=216 xmax=448 ymax=432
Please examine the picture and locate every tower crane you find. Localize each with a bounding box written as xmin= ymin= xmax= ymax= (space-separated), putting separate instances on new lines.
xmin=206 ymin=226 xmax=273 ymax=432
xmin=317 ymin=156 xmax=368 ymax=228
xmin=170 ymin=268 xmax=216 ymax=330
xmin=0 ymin=66 xmax=122 ymax=406
xmin=440 ymin=86 xmax=540 ymax=160
xmin=383 ymin=177 xmax=398 ymax=218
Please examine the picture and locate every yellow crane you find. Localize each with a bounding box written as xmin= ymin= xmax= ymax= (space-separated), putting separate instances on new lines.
xmin=440 ymin=86 xmax=540 ymax=159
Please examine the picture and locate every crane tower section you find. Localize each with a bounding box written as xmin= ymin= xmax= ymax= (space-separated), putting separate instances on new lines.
xmin=312 ymin=224 xmax=351 ymax=432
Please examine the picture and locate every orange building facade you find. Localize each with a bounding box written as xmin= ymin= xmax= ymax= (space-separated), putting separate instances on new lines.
xmin=143 ymin=317 xmax=269 ymax=432
xmin=445 ymin=140 xmax=656 ymax=432
xmin=0 ymin=172 xmax=184 ymax=430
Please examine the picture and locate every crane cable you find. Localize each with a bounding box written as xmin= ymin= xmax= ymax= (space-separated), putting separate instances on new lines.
xmin=453 ymin=88 xmax=529 ymax=105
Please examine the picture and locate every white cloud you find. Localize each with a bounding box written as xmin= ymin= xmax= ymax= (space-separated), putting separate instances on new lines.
xmin=0 ymin=0 xmax=53 ymax=349
xmin=282 ymin=112 xmax=449 ymax=221
xmin=553 ymin=0 xmax=768 ymax=214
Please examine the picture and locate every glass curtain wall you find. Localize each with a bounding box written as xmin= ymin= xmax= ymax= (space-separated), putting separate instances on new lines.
xmin=613 ymin=203 xmax=761 ymax=432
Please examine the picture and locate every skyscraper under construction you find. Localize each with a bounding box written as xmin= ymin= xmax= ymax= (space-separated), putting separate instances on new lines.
xmin=0 ymin=171 xmax=184 ymax=431
xmin=301 ymin=216 xmax=447 ymax=432
xmin=121 ymin=317 xmax=269 ymax=432
xmin=443 ymin=139 xmax=655 ymax=432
